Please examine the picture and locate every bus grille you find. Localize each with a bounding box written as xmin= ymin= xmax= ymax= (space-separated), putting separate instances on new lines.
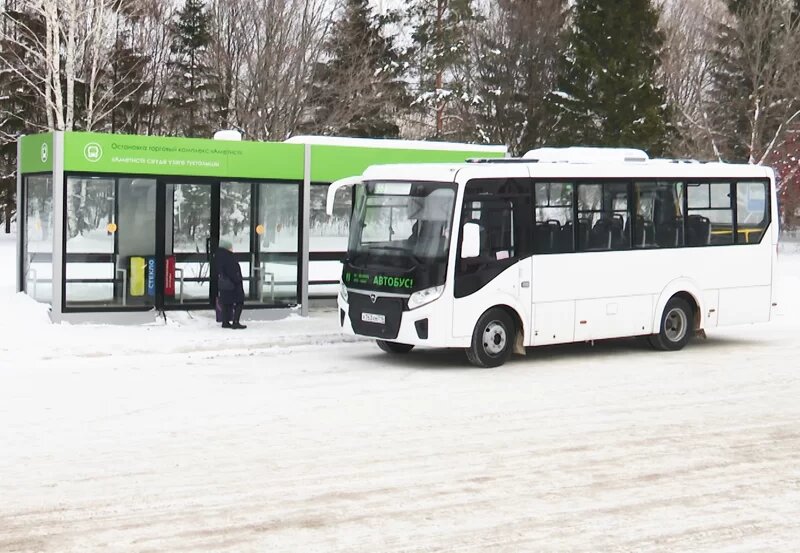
xmin=348 ymin=293 xmax=403 ymax=340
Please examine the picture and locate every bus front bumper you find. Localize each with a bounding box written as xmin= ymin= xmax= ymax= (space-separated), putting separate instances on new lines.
xmin=337 ymin=295 xmax=467 ymax=348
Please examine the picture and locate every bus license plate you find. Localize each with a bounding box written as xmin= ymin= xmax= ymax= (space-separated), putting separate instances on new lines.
xmin=362 ymin=312 xmax=385 ymax=325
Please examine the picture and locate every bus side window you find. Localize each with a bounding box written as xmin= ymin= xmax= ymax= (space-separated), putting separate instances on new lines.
xmin=534 ymin=182 xmax=574 ymax=254
xmin=635 ymin=181 xmax=685 ymax=249
xmin=736 ymin=181 xmax=769 ymax=244
xmin=687 ymin=182 xmax=733 ymax=246
xmin=577 ymin=182 xmax=630 ymax=252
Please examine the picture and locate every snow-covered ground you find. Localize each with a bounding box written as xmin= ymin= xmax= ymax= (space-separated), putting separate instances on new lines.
xmin=2 ymin=231 xmax=800 ymax=552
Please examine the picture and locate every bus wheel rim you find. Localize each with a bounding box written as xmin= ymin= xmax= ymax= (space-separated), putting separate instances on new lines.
xmin=483 ymin=321 xmax=507 ymax=356
xmin=665 ymin=308 xmax=688 ymax=342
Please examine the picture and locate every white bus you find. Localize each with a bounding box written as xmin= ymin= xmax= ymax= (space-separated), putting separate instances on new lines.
xmin=327 ymin=147 xmax=779 ymax=367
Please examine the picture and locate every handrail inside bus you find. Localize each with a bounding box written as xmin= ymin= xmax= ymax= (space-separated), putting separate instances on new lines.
xmin=326 ymin=176 xmax=361 ymax=215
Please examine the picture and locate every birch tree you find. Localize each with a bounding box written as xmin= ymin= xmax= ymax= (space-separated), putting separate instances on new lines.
xmin=658 ymin=0 xmax=728 ymax=158
xmin=235 ymin=0 xmax=335 ymax=140
xmin=707 ymin=0 xmax=800 ymax=164
xmin=1 ymin=0 xmax=146 ymax=131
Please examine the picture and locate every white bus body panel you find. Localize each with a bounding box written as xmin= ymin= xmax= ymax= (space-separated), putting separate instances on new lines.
xmin=531 ymin=236 xmax=774 ymax=345
xmin=450 ymin=261 xmax=532 ymax=345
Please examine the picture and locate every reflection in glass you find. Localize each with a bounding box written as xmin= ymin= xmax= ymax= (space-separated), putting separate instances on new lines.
xmin=166 ymin=183 xmax=212 ymax=304
xmin=258 ymin=182 xmax=299 ymax=304
xmin=220 ymin=182 xmax=251 ymax=251
xmin=117 ymin=178 xmax=156 ymax=306
xmin=23 ymin=175 xmax=53 ymax=302
xmin=65 ymin=176 xmax=115 ymax=305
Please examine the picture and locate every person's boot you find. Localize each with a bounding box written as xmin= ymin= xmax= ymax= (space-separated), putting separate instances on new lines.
xmin=231 ymin=304 xmax=247 ymax=329
xmin=221 ymin=304 xmax=233 ymax=328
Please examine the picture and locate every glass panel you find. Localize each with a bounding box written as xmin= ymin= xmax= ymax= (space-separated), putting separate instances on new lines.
xmin=66 ymin=177 xmax=114 ymax=253
xmin=687 ymin=182 xmax=733 ymax=245
xmin=172 ymin=184 xmax=211 ymax=253
xmin=350 ymin=181 xmax=456 ymax=262
xmin=65 ymin=176 xmax=116 ymax=306
xmin=534 ymin=182 xmax=574 ymax=254
xmin=737 ymin=181 xmax=768 ymax=244
xmin=258 ymin=182 xmax=299 ymax=304
xmin=220 ymin=182 xmax=251 ymax=250
xmin=577 ymin=182 xmax=629 ymax=251
xmin=220 ymin=182 xmax=253 ymax=303
xmin=634 ymin=181 xmax=684 ymax=248
xmin=23 ymin=175 xmax=53 ymax=303
xmin=310 ymin=185 xmax=352 ymax=252
xmin=117 ymin=178 xmax=157 ymax=307
xmin=166 ymin=183 xmax=212 ymax=304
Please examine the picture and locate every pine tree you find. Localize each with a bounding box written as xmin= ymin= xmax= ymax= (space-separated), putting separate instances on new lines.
xmin=168 ymin=0 xmax=212 ymax=137
xmin=407 ymin=0 xmax=478 ymax=139
xmin=466 ymin=0 xmax=566 ymax=154
xmin=301 ymin=0 xmax=407 ymax=138
xmin=547 ymin=0 xmax=672 ymax=155
xmin=107 ymin=5 xmax=151 ymax=134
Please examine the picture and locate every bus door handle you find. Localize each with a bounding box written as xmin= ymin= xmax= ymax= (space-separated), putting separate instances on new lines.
xmin=521 ymin=281 xmax=530 ymax=288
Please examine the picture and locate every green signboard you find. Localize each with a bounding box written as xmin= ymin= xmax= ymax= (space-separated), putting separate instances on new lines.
xmin=62 ymin=132 xmax=305 ymax=180
xmin=20 ymin=131 xmax=506 ymax=182
xmin=19 ymin=133 xmax=53 ymax=174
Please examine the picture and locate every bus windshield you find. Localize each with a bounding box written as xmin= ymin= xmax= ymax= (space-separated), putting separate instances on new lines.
xmin=348 ymin=181 xmax=456 ymax=269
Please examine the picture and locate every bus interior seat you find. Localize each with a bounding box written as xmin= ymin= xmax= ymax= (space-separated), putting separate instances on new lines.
xmin=560 ymin=222 xmax=575 ymax=252
xmin=610 ymin=214 xmax=628 ymax=249
xmin=655 ymin=219 xmax=682 ymax=247
xmin=628 ymin=215 xmax=655 ymax=247
xmin=686 ymin=215 xmax=711 ymax=246
xmin=589 ymin=218 xmax=612 ymax=250
xmin=534 ymin=220 xmax=560 ymax=253
xmin=577 ymin=219 xmax=592 ymax=250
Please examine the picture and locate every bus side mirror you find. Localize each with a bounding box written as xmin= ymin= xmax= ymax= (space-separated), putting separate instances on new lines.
xmin=461 ymin=222 xmax=480 ymax=259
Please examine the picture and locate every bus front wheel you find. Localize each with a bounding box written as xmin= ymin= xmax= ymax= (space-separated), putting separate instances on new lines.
xmin=648 ymin=297 xmax=693 ymax=351
xmin=466 ymin=308 xmax=515 ymax=368
xmin=376 ymin=340 xmax=414 ymax=354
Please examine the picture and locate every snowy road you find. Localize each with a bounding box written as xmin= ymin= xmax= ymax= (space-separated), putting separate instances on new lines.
xmin=1 ymin=248 xmax=800 ymax=551
xmin=3 ymin=323 xmax=800 ymax=551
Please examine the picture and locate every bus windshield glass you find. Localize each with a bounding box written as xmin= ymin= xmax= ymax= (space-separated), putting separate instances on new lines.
xmin=348 ymin=181 xmax=456 ymax=268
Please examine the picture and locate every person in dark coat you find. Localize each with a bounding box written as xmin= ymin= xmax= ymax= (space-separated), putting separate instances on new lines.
xmin=215 ymin=239 xmax=247 ymax=329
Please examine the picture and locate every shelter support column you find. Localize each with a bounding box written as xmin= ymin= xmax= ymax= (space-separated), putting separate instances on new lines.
xmin=301 ymin=143 xmax=310 ymax=317
xmin=15 ymin=139 xmax=23 ymax=293
xmin=50 ymin=132 xmax=65 ymax=323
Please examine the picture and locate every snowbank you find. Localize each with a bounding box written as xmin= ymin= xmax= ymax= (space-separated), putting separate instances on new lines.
xmin=0 ymin=292 xmax=52 ymax=328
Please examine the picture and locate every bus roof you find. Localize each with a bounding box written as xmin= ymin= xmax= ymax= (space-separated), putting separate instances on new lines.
xmin=358 ymin=157 xmax=775 ymax=183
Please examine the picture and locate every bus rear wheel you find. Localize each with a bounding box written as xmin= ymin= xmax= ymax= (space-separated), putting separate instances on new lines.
xmin=648 ymin=297 xmax=693 ymax=351
xmin=376 ymin=340 xmax=414 ymax=354
xmin=466 ymin=308 xmax=515 ymax=368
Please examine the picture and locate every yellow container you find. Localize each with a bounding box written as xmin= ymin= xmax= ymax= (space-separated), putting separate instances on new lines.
xmin=130 ymin=257 xmax=146 ymax=297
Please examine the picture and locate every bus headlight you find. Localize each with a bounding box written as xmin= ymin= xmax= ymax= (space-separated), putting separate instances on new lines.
xmin=340 ymin=283 xmax=349 ymax=303
xmin=407 ymin=285 xmax=444 ymax=310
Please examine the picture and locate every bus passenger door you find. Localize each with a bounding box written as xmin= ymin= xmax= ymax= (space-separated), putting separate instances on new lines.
xmin=452 ymin=175 xmax=533 ymax=344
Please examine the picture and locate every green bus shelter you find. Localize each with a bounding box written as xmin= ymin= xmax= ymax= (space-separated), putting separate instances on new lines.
xmin=16 ymin=131 xmax=506 ymax=322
